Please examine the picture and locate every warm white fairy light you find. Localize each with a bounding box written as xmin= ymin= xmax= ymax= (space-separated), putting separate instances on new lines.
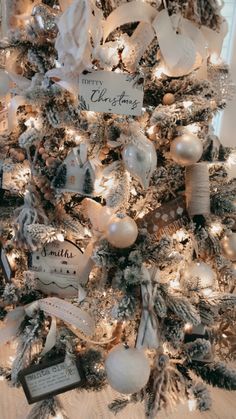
xmin=154 ymin=66 xmax=164 ymax=79
xmin=210 ymin=222 xmax=223 ymax=236
xmin=185 ymin=123 xmax=199 ymax=134
xmin=183 ymin=101 xmax=193 ymax=109
xmin=209 ymin=52 xmax=222 ymax=66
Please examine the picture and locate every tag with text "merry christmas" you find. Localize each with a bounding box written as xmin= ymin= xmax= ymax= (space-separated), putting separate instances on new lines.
xmin=79 ymin=71 xmax=144 ymax=116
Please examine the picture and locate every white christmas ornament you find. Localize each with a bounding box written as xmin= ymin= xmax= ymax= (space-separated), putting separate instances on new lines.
xmin=122 ymin=136 xmax=157 ymax=189
xmin=221 ymin=233 xmax=236 ymax=261
xmin=170 ymin=133 xmax=203 ymax=166
xmin=183 ymin=261 xmax=216 ymax=290
xmin=0 ymin=70 xmax=11 ymax=98
xmin=105 ymin=344 xmax=150 ymax=394
xmin=105 ymin=214 xmax=138 ymax=248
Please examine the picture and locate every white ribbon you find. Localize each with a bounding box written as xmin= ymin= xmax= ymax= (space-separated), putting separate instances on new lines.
xmin=0 ymin=297 xmax=95 ymax=351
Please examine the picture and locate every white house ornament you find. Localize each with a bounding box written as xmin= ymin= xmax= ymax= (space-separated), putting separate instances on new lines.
xmin=29 ymin=239 xmax=88 ymax=297
xmin=55 ymin=146 xmax=95 ymax=195
xmin=122 ymin=136 xmax=157 ymax=189
xmin=105 ymin=344 xmax=151 ymax=394
xmin=221 ymin=233 xmax=236 ymax=262
xmin=182 ymin=261 xmax=216 ymax=292
xmin=105 ymin=214 xmax=138 ymax=248
xmin=170 ymin=133 xmax=203 ymax=166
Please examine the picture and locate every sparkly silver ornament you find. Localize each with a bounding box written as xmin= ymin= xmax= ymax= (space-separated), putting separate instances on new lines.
xmin=170 ymin=133 xmax=203 ymax=166
xmin=31 ymin=4 xmax=59 ymax=38
xmin=122 ymin=137 xmax=157 ymax=189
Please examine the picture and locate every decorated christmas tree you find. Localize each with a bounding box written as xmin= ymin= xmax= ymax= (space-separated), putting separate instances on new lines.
xmin=0 ymin=0 xmax=236 ymax=418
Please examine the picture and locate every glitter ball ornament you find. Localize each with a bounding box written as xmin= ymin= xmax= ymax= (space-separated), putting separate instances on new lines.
xmin=163 ymin=93 xmax=175 ymax=105
xmin=221 ymin=233 xmax=236 ymax=261
xmin=105 ymin=214 xmax=138 ymax=248
xmin=31 ymin=4 xmax=59 ymax=38
xmin=182 ymin=261 xmax=216 ymax=290
xmin=105 ymin=344 xmax=150 ymax=394
xmin=170 ymin=134 xmax=203 ymax=166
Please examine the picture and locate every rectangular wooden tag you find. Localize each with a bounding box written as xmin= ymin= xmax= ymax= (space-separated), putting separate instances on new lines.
xmin=79 ymin=71 xmax=144 ymax=116
xmin=19 ymin=357 xmax=84 ymax=404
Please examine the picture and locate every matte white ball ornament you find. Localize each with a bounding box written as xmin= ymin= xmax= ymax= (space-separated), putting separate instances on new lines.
xmin=0 ymin=70 xmax=10 ymax=98
xmin=221 ymin=233 xmax=236 ymax=261
xmin=105 ymin=214 xmax=138 ymax=248
xmin=105 ymin=344 xmax=151 ymax=394
xmin=170 ymin=133 xmax=203 ymax=166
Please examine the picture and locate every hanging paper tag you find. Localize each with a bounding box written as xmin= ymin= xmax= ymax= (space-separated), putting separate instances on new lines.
xmin=79 ymin=71 xmax=144 ymax=116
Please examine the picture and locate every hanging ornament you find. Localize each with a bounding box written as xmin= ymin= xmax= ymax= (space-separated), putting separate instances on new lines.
xmin=170 ymin=133 xmax=203 ymax=166
xmin=105 ymin=344 xmax=150 ymax=394
xmin=0 ymin=70 xmax=11 ymax=98
xmin=105 ymin=214 xmax=138 ymax=248
xmin=182 ymin=261 xmax=216 ymax=292
xmin=31 ymin=4 xmax=60 ymax=39
xmin=221 ymin=233 xmax=236 ymax=262
xmin=122 ymin=136 xmax=157 ymax=189
xmin=185 ymin=163 xmax=210 ymax=216
xmin=53 ymin=145 xmax=95 ymax=195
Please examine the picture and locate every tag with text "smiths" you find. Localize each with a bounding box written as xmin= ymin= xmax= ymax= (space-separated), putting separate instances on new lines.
xmin=79 ymin=71 xmax=144 ymax=116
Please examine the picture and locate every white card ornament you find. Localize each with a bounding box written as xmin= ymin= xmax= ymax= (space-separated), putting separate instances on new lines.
xmin=79 ymin=71 xmax=144 ymax=116
xmin=29 ymin=239 xmax=87 ymax=297
xmin=59 ymin=146 xmax=95 ymax=195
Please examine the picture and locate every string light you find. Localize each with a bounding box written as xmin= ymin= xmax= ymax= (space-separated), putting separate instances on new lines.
xmin=210 ymin=222 xmax=223 ymax=236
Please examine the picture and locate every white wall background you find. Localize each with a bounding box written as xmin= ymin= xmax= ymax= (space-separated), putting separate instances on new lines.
xmin=217 ymin=0 xmax=236 ymax=147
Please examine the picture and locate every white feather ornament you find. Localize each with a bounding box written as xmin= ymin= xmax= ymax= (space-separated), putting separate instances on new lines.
xmin=122 ymin=135 xmax=157 ymax=189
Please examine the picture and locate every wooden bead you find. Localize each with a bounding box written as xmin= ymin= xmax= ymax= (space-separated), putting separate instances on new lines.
xmin=38 ymin=147 xmax=45 ymax=155
xmin=46 ymin=157 xmax=57 ymax=167
xmin=16 ymin=152 xmax=25 ymax=162
xmin=42 ymin=153 xmax=49 ymax=161
xmin=163 ymin=93 xmax=175 ymax=105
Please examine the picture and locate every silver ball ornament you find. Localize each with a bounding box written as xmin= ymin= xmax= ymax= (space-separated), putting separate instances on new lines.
xmin=105 ymin=214 xmax=138 ymax=248
xmin=221 ymin=233 xmax=236 ymax=261
xmin=31 ymin=4 xmax=59 ymax=38
xmin=170 ymin=133 xmax=203 ymax=166
xmin=105 ymin=344 xmax=151 ymax=394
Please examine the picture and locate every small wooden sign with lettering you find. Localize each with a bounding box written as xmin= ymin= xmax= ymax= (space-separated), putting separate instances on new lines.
xmin=79 ymin=71 xmax=144 ymax=116
xmin=29 ymin=239 xmax=86 ymax=297
xmin=19 ymin=357 xmax=84 ymax=404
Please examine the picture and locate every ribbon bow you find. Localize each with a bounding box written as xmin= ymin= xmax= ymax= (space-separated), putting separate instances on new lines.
xmin=0 ymin=297 xmax=95 ymax=355
xmin=136 ymin=265 xmax=159 ymax=349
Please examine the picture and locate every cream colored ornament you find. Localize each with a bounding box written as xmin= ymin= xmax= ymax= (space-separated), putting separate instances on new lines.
xmin=105 ymin=214 xmax=138 ymax=248
xmin=122 ymin=137 xmax=157 ymax=189
xmin=105 ymin=344 xmax=150 ymax=394
xmin=221 ymin=233 xmax=236 ymax=261
xmin=182 ymin=261 xmax=216 ymax=289
xmin=170 ymin=133 xmax=203 ymax=166
xmin=0 ymin=70 xmax=11 ymax=98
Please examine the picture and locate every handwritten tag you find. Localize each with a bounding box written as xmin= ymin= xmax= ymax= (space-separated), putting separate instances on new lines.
xmin=79 ymin=71 xmax=144 ymax=116
xmin=19 ymin=357 xmax=83 ymax=404
xmin=29 ymin=239 xmax=87 ymax=296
